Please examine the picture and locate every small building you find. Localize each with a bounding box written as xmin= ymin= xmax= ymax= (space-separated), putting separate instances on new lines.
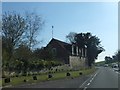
xmin=45 ymin=38 xmax=87 ymax=69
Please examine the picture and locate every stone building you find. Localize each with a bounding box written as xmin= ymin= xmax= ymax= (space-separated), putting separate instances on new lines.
xmin=45 ymin=38 xmax=87 ymax=69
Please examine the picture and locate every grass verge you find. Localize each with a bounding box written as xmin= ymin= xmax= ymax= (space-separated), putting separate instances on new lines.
xmin=2 ymin=67 xmax=96 ymax=87
xmin=0 ymin=80 xmax=2 ymax=87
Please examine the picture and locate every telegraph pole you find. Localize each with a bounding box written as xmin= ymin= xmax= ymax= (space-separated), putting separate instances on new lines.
xmin=52 ymin=26 xmax=54 ymax=39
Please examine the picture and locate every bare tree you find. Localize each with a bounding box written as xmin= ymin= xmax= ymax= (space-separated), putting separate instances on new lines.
xmin=66 ymin=32 xmax=76 ymax=44
xmin=2 ymin=12 xmax=44 ymax=73
xmin=2 ymin=12 xmax=27 ymax=61
xmin=25 ymin=12 xmax=44 ymax=49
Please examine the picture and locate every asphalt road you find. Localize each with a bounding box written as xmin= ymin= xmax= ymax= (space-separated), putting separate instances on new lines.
xmin=13 ymin=74 xmax=91 ymax=88
xmin=81 ymin=67 xmax=119 ymax=89
xmin=8 ymin=67 xmax=119 ymax=89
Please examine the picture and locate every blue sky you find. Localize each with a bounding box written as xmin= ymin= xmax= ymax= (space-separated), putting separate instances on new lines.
xmin=2 ymin=2 xmax=118 ymax=62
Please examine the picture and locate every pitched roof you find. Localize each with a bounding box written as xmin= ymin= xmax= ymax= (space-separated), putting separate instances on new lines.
xmin=47 ymin=38 xmax=72 ymax=54
xmin=52 ymin=38 xmax=71 ymax=46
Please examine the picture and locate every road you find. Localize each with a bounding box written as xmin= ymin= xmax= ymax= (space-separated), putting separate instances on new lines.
xmin=7 ymin=67 xmax=119 ymax=89
xmin=12 ymin=75 xmax=90 ymax=88
xmin=80 ymin=67 xmax=119 ymax=89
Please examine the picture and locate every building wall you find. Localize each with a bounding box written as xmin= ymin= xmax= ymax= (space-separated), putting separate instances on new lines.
xmin=47 ymin=40 xmax=69 ymax=64
xmin=46 ymin=39 xmax=87 ymax=67
xmin=69 ymin=56 xmax=86 ymax=70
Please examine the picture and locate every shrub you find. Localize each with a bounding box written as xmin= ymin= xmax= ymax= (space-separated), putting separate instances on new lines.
xmin=4 ymin=78 xmax=10 ymax=83
xmin=33 ymin=76 xmax=37 ymax=80
xmin=66 ymin=72 xmax=70 ymax=76
xmin=79 ymin=72 xmax=83 ymax=75
xmin=55 ymin=69 xmax=58 ymax=72
xmin=16 ymin=75 xmax=19 ymax=77
xmin=23 ymin=79 xmax=27 ymax=82
xmin=22 ymin=74 xmax=27 ymax=76
xmin=48 ymin=74 xmax=52 ymax=78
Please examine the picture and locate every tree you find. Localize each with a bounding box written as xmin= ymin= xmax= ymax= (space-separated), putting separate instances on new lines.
xmin=24 ymin=12 xmax=44 ymax=49
xmin=66 ymin=32 xmax=104 ymax=67
xmin=105 ymin=56 xmax=112 ymax=64
xmin=117 ymin=50 xmax=120 ymax=62
xmin=2 ymin=12 xmax=27 ymax=61
xmin=66 ymin=32 xmax=76 ymax=44
xmin=114 ymin=50 xmax=120 ymax=62
xmin=2 ymin=11 xmax=44 ymax=73
xmin=14 ymin=44 xmax=32 ymax=60
xmin=2 ymin=12 xmax=27 ymax=72
xmin=117 ymin=50 xmax=120 ymax=68
xmin=33 ymin=47 xmax=54 ymax=60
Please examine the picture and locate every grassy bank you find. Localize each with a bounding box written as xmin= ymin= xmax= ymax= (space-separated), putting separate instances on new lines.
xmin=2 ymin=67 xmax=96 ymax=87
xmin=0 ymin=80 xmax=2 ymax=87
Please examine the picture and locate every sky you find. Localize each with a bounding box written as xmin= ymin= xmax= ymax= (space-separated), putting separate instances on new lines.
xmin=2 ymin=2 xmax=118 ymax=62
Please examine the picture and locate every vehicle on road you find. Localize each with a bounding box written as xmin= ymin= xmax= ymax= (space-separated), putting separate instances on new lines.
xmin=104 ymin=64 xmax=108 ymax=67
xmin=112 ymin=64 xmax=119 ymax=71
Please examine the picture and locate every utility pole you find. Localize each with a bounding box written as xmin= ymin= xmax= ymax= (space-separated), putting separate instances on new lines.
xmin=52 ymin=26 xmax=54 ymax=39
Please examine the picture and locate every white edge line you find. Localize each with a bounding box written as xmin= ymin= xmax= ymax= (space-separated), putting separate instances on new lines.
xmin=79 ymin=74 xmax=94 ymax=88
xmin=84 ymin=87 xmax=87 ymax=90
xmin=79 ymin=71 xmax=99 ymax=88
xmin=91 ymin=77 xmax=94 ymax=80
xmin=90 ymin=80 xmax=92 ymax=82
xmin=87 ymin=83 xmax=90 ymax=86
xmin=79 ymin=77 xmax=91 ymax=88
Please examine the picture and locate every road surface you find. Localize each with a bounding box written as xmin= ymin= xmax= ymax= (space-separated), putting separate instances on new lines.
xmin=6 ymin=67 xmax=119 ymax=89
xmin=80 ymin=67 xmax=119 ymax=89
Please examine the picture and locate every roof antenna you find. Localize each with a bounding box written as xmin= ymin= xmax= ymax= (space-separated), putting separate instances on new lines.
xmin=52 ymin=25 xmax=54 ymax=39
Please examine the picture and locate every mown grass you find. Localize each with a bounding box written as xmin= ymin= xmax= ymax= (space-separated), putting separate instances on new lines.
xmin=0 ymin=80 xmax=2 ymax=87
xmin=2 ymin=67 xmax=96 ymax=87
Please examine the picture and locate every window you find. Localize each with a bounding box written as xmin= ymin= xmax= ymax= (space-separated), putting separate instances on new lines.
xmin=52 ymin=48 xmax=57 ymax=56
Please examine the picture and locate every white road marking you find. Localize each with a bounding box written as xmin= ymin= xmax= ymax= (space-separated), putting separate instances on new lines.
xmin=79 ymin=70 xmax=99 ymax=88
xmin=90 ymin=79 xmax=93 ymax=82
xmin=94 ymin=72 xmax=98 ymax=77
xmin=116 ymin=72 xmax=118 ymax=74
xmin=79 ymin=76 xmax=92 ymax=88
xmin=84 ymin=87 xmax=87 ymax=90
xmin=91 ymin=77 xmax=94 ymax=80
xmin=87 ymin=83 xmax=90 ymax=86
